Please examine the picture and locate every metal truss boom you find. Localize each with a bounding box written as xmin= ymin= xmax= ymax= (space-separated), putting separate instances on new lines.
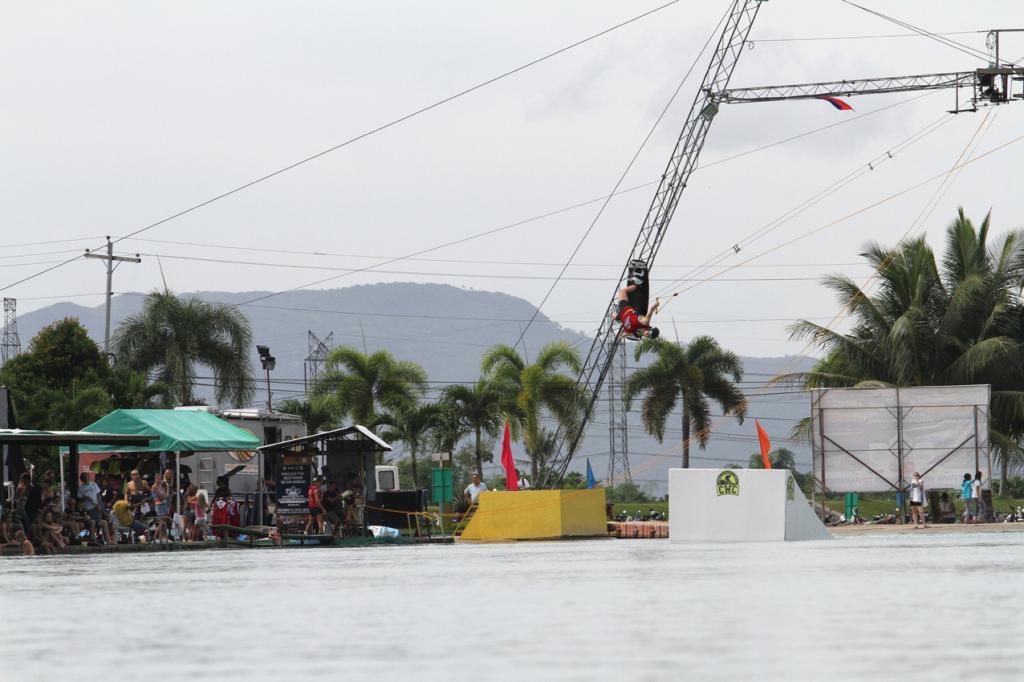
xmin=539 ymin=0 xmax=768 ymax=488
xmin=718 ymin=66 xmax=1024 ymax=107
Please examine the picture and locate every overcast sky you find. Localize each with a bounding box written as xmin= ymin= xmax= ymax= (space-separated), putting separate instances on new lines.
xmin=3 ymin=0 xmax=1024 ymax=357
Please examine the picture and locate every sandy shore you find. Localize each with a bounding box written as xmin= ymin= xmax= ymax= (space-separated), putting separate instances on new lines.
xmin=830 ymin=522 xmax=1024 ymax=536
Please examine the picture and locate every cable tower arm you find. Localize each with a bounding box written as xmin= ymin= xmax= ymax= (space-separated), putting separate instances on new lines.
xmin=539 ymin=0 xmax=768 ymax=488
xmin=717 ymin=67 xmax=1024 ymax=106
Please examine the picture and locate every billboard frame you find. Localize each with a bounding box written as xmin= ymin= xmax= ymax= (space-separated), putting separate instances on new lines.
xmin=810 ymin=385 xmax=991 ymax=521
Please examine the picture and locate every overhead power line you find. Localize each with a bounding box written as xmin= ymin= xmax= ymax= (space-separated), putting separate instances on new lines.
xmin=0 ymin=0 xmax=680 ymax=295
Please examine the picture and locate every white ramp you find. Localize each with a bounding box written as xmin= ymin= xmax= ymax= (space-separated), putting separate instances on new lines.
xmin=669 ymin=468 xmax=830 ymax=542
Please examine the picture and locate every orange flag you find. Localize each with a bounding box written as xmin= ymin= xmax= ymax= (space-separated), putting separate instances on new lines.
xmin=755 ymin=419 xmax=772 ymax=469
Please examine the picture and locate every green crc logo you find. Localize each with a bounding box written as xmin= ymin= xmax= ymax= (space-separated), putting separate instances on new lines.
xmin=786 ymin=476 xmax=795 ymax=501
xmin=716 ymin=470 xmax=739 ymax=497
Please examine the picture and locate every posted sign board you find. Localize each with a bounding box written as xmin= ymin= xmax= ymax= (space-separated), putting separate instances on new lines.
xmin=277 ymin=462 xmax=311 ymax=532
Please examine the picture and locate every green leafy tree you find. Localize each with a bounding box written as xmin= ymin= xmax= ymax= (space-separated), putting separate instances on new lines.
xmin=783 ymin=209 xmax=1024 ymax=493
xmin=442 ymin=379 xmax=506 ymax=479
xmin=379 ymin=402 xmax=439 ymax=485
xmin=315 ymin=346 xmax=427 ymax=426
xmin=481 ymin=341 xmax=582 ymax=484
xmin=277 ymin=396 xmax=340 ymax=435
xmin=47 ymin=380 xmax=112 ymax=431
xmin=624 ymin=336 xmax=746 ymax=468
xmin=0 ymin=318 xmax=111 ymax=425
xmin=747 ymin=447 xmax=797 ymax=471
xmin=605 ymin=481 xmax=651 ymax=503
xmin=113 ymin=290 xmax=254 ymax=406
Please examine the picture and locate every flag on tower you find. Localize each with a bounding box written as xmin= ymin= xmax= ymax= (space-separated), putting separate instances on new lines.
xmin=586 ymin=459 xmax=597 ymax=489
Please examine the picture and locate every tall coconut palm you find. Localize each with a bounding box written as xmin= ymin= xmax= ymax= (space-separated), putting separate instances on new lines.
xmin=109 ymin=367 xmax=172 ymax=409
xmin=277 ymin=396 xmax=340 ymax=435
xmin=314 ymin=347 xmax=427 ymax=427
xmin=623 ymin=336 xmax=746 ymax=468
xmin=114 ymin=290 xmax=254 ymax=406
xmin=784 ymin=209 xmax=1024 ymax=492
xmin=481 ymin=341 xmax=582 ymax=483
xmin=379 ymin=402 xmax=439 ymax=485
xmin=442 ymin=379 xmax=507 ymax=479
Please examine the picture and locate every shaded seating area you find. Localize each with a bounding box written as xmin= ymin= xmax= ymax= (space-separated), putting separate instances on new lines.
xmin=75 ymin=409 xmax=262 ymax=542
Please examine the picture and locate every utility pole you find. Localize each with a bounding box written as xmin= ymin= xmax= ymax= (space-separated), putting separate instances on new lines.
xmin=84 ymin=236 xmax=141 ymax=358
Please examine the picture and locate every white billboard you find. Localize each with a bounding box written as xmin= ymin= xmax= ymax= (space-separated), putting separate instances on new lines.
xmin=810 ymin=385 xmax=990 ymax=493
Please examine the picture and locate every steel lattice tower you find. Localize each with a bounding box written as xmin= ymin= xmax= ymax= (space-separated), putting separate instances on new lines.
xmin=1 ymin=298 xmax=21 ymax=367
xmin=606 ymin=342 xmax=631 ymax=486
xmin=304 ymin=331 xmax=334 ymax=394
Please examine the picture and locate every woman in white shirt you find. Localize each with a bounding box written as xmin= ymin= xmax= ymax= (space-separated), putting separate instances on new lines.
xmin=909 ymin=472 xmax=927 ymax=529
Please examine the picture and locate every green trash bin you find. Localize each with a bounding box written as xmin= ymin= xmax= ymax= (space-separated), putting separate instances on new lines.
xmin=844 ymin=492 xmax=859 ymax=520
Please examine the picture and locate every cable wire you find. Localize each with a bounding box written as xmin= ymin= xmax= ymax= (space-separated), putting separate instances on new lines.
xmin=0 ymin=0 xmax=681 ymax=295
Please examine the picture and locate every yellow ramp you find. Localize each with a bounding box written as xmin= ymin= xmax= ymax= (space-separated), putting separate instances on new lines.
xmin=458 ymin=489 xmax=607 ymax=541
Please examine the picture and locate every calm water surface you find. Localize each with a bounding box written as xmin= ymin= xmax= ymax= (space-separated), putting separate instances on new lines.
xmin=1 ymin=533 xmax=1022 ymax=681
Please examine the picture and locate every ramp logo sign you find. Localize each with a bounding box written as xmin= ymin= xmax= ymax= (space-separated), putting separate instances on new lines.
xmin=786 ymin=475 xmax=795 ymax=501
xmin=716 ymin=470 xmax=740 ymax=497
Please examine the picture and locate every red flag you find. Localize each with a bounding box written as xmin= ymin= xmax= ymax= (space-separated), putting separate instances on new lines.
xmin=501 ymin=422 xmax=518 ymax=491
xmin=756 ymin=419 xmax=772 ymax=470
xmin=818 ymin=96 xmax=853 ymax=111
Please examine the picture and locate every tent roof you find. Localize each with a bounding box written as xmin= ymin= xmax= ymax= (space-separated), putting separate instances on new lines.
xmin=0 ymin=429 xmax=157 ymax=447
xmin=257 ymin=425 xmax=391 ymax=453
xmin=75 ymin=409 xmax=261 ymax=453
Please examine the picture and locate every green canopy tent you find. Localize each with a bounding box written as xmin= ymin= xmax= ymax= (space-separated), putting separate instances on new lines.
xmin=73 ymin=409 xmax=261 ymax=520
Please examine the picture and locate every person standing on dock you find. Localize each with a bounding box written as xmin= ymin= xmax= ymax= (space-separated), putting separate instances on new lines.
xmin=972 ymin=471 xmax=984 ymax=522
xmin=960 ymin=473 xmax=973 ymax=523
xmin=464 ymin=473 xmax=488 ymax=507
xmin=908 ymin=472 xmax=926 ymax=529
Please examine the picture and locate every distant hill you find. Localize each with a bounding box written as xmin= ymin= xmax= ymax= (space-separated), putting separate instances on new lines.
xmin=12 ymin=283 xmax=815 ymax=493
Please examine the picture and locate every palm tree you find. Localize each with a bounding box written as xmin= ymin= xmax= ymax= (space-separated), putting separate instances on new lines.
xmin=783 ymin=209 xmax=1024 ymax=493
xmin=623 ymin=336 xmax=746 ymax=468
xmin=747 ymin=447 xmax=797 ymax=470
xmin=113 ymin=290 xmax=254 ymax=406
xmin=314 ymin=347 xmax=427 ymax=427
xmin=442 ymin=379 xmax=507 ymax=479
xmin=277 ymin=396 xmax=339 ymax=435
xmin=379 ymin=402 xmax=439 ymax=485
xmin=109 ymin=367 xmax=172 ymax=409
xmin=481 ymin=341 xmax=582 ymax=483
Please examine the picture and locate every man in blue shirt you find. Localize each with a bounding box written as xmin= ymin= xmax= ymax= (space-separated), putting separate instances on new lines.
xmin=961 ymin=473 xmax=973 ymax=523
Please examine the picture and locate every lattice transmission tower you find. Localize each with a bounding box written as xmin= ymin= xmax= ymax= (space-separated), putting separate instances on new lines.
xmin=304 ymin=331 xmax=334 ymax=394
xmin=606 ymin=342 xmax=631 ymax=486
xmin=1 ymin=299 xmax=21 ymax=367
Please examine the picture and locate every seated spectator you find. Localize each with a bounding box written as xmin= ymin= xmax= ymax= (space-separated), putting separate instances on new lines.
xmin=34 ymin=510 xmax=67 ymax=553
xmin=111 ymin=499 xmax=148 ymax=542
xmin=938 ymin=492 xmax=956 ymax=524
xmin=0 ymin=508 xmax=11 ymax=545
xmin=8 ymin=529 xmax=34 ymax=556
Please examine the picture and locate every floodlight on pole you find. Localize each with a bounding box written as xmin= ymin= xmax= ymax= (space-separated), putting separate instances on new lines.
xmin=256 ymin=345 xmax=275 ymax=411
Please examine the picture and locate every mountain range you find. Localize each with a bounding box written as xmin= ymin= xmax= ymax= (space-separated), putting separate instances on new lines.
xmin=10 ymin=283 xmax=816 ymax=494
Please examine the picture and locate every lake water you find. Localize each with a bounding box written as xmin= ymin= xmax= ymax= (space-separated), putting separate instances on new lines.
xmin=1 ymin=533 xmax=1022 ymax=681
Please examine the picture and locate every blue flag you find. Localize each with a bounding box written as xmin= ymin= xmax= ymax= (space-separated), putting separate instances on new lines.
xmin=586 ymin=458 xmax=596 ymax=489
